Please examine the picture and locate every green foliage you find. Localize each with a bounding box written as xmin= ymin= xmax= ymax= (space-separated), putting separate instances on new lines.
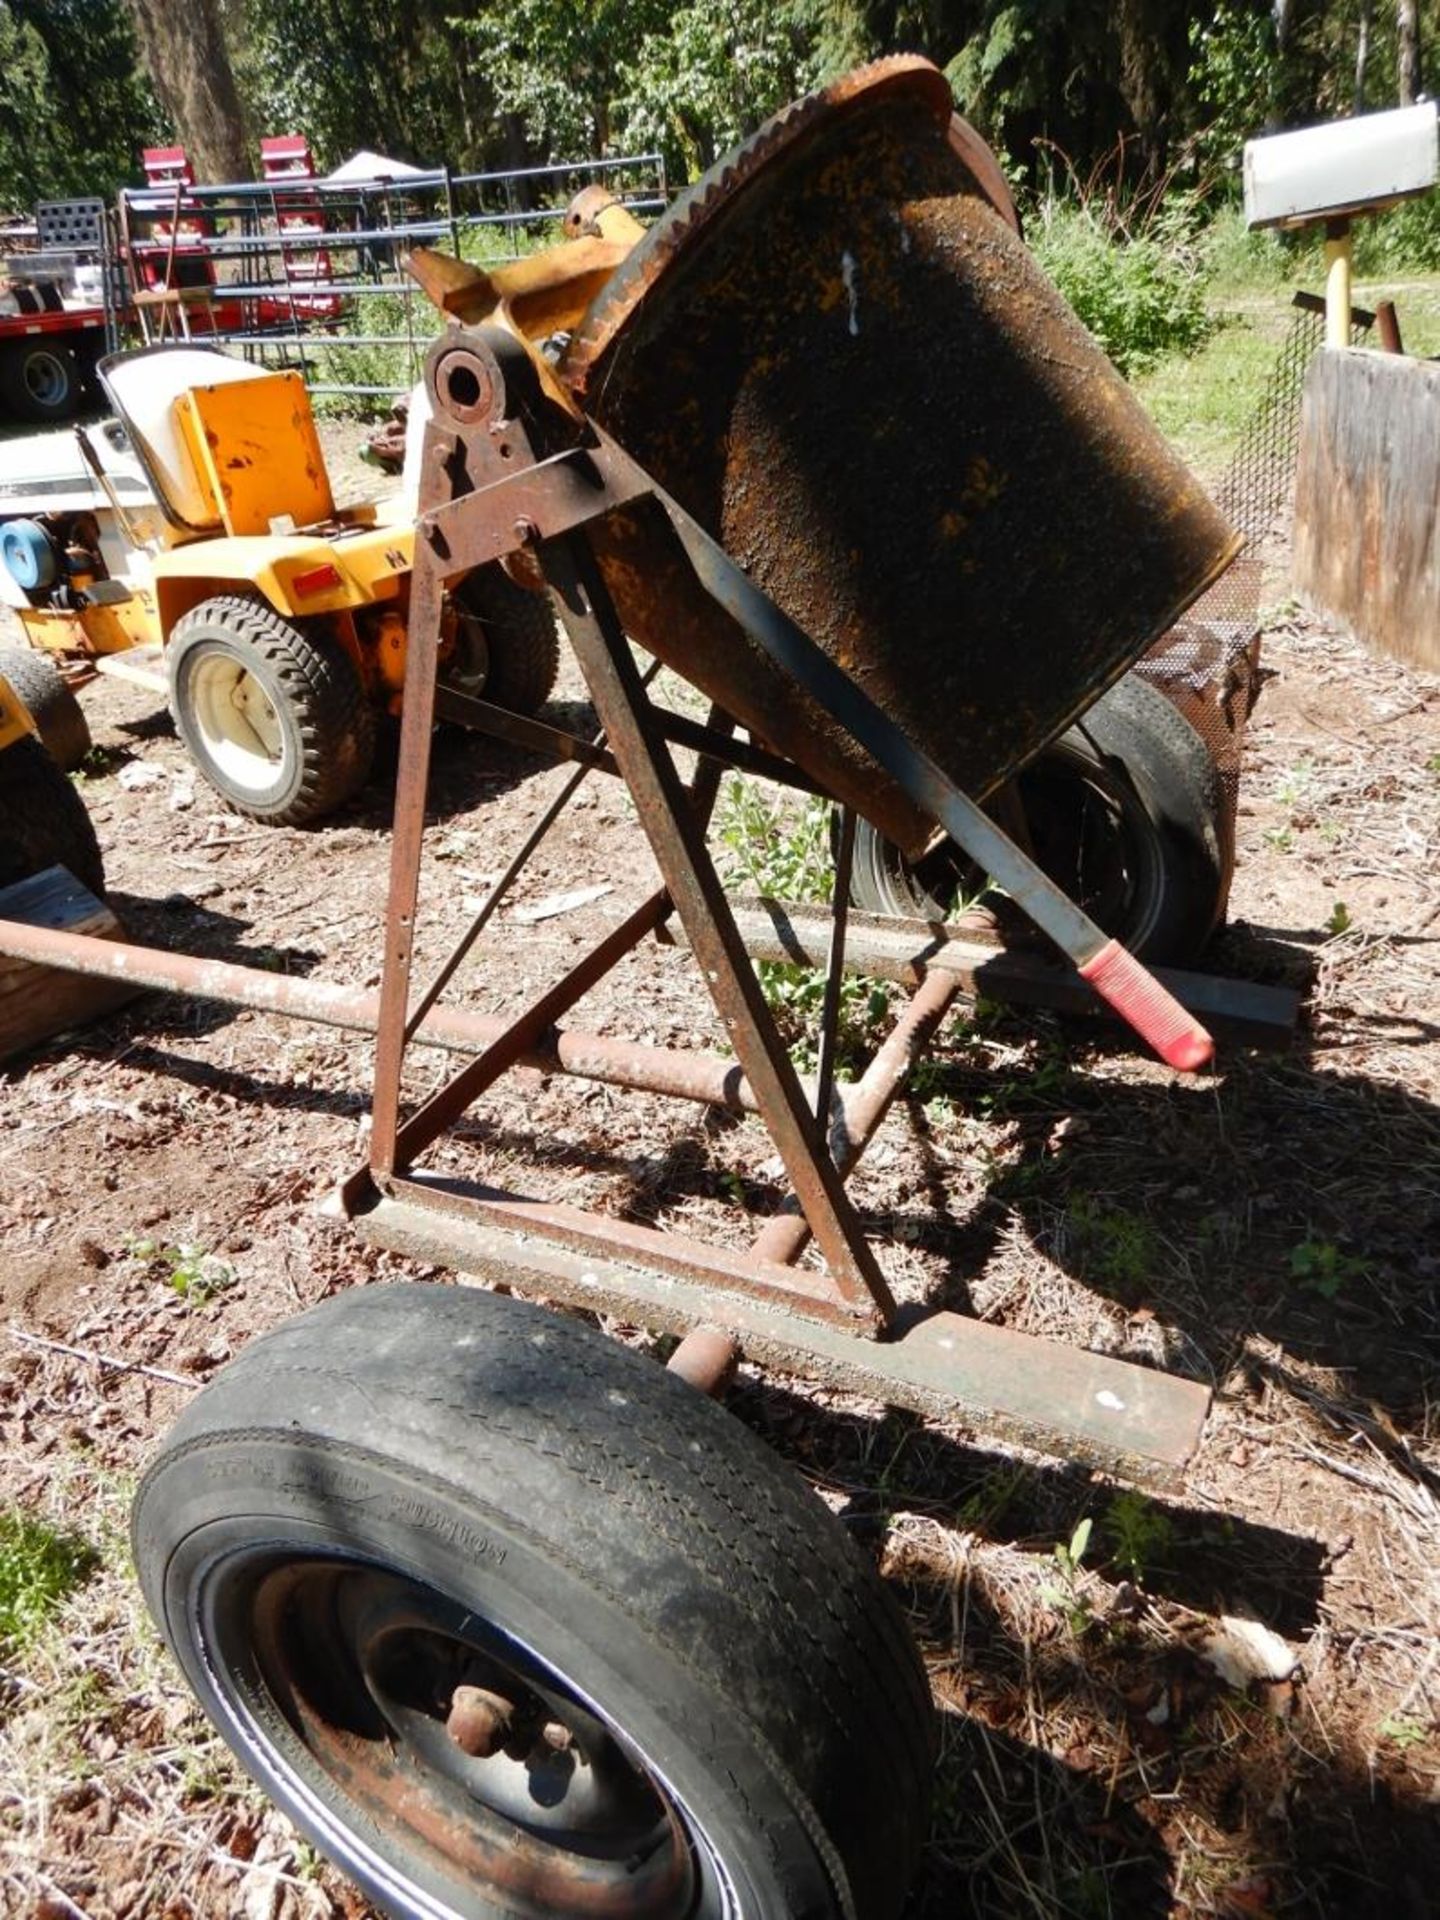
xmin=1063 ymin=1195 xmax=1157 ymax=1297
xmin=239 ymin=0 xmax=470 ymax=170
xmin=1355 ymin=193 xmax=1440 ymax=276
xmin=1288 ymin=1236 xmax=1368 ymax=1300
xmin=1187 ymin=2 xmax=1275 ymax=179
xmin=615 ymin=0 xmax=820 ymax=180
xmin=456 ymin=0 xmax=817 ymax=181
xmin=0 ymin=1 xmax=160 ymax=212
xmin=127 ymin=1234 xmax=235 ymax=1305
xmin=1380 ymin=1713 xmax=1430 ymax=1749
xmin=715 ymin=779 xmax=891 ymax=1068
xmin=1032 ymin=197 xmax=1212 ymax=376
xmin=1102 ymin=1489 xmax=1174 ymax=1583
xmin=1040 ymin=1515 xmax=1095 ymax=1633
xmin=0 ymin=1506 xmax=98 ymax=1651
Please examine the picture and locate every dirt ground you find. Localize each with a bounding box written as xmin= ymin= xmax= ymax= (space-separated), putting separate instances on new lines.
xmin=0 ymin=434 xmax=1437 ymax=1918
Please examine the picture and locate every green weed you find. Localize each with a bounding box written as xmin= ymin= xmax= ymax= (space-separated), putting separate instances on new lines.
xmin=715 ymin=779 xmax=891 ymax=1069
xmin=127 ymin=1235 xmax=235 ymax=1305
xmin=1064 ymin=1196 xmax=1157 ymax=1298
xmin=1379 ymin=1714 xmax=1430 ymax=1749
xmin=1103 ymin=1489 xmax=1175 ymax=1584
xmin=1040 ymin=1516 xmax=1095 ymax=1635
xmin=1325 ymin=901 xmax=1352 ymax=937
xmin=1288 ymin=1236 xmax=1368 ymax=1300
xmin=0 ymin=1507 xmax=99 ymax=1652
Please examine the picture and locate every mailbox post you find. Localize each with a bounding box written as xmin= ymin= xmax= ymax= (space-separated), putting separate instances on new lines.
xmin=1244 ymin=103 xmax=1438 ymax=347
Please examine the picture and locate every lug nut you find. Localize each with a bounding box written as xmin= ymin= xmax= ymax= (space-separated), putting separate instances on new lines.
xmin=447 ymin=1684 xmax=514 ymax=1758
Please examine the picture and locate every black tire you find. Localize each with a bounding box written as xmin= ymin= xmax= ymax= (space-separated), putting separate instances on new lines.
xmin=0 ymin=648 xmax=91 ymax=771
xmin=0 ymin=734 xmax=105 ymax=896
xmin=449 ymin=567 xmax=561 ymax=715
xmin=849 ymin=673 xmax=1227 ymax=964
xmin=133 ymin=1284 xmax=934 ymax=1920
xmin=168 ymin=594 xmax=376 ymax=825
xmin=0 ymin=339 xmax=82 ymax=424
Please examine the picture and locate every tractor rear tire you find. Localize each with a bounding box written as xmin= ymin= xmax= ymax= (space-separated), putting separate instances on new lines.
xmin=0 ymin=649 xmax=91 ymax=771
xmin=133 ymin=1283 xmax=935 ymax=1920
xmin=451 ymin=567 xmax=561 ymax=715
xmin=168 ymin=595 xmax=376 ymax=826
xmin=0 ymin=735 xmax=105 ymax=896
xmin=848 ymin=673 xmax=1227 ymax=965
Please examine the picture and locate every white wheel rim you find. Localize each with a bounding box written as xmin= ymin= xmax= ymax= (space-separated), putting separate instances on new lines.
xmin=187 ymin=653 xmax=290 ymax=796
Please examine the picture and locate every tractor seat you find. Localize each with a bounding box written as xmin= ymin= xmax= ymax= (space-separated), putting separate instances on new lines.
xmin=98 ymin=345 xmax=335 ymax=540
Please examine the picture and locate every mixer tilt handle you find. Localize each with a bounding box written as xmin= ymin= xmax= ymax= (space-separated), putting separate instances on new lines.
xmin=623 ymin=442 xmax=1215 ymax=1074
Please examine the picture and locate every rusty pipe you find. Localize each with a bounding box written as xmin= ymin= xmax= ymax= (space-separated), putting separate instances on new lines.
xmin=752 ymin=966 xmax=964 ymax=1268
xmin=0 ymin=914 xmax=766 ymax=1112
xmin=666 ymin=1325 xmax=741 ymax=1397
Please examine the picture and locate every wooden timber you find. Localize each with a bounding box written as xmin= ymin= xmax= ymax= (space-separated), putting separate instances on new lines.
xmin=0 ymin=867 xmax=138 ymax=1061
xmin=1293 ymin=347 xmax=1440 ymax=670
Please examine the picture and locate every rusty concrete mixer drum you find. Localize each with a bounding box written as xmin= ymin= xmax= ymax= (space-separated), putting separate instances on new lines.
xmin=559 ymin=57 xmax=1239 ymax=860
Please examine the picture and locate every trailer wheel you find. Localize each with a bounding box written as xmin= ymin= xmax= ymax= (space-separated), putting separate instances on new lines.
xmin=134 ymin=1284 xmax=933 ymax=1920
xmin=848 ymin=673 xmax=1227 ymax=964
xmin=0 ymin=340 xmax=81 ymax=424
xmin=449 ymin=567 xmax=561 ymax=715
xmin=0 ymin=735 xmax=105 ymax=896
xmin=168 ymin=595 xmax=375 ymax=825
xmin=0 ymin=649 xmax=91 ymax=771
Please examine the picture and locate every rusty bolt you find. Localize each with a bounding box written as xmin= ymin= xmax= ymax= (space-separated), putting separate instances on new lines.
xmin=512 ymin=516 xmax=539 ymax=546
xmin=541 ymin=1720 xmax=573 ymax=1753
xmin=447 ymin=1685 xmax=514 ymax=1759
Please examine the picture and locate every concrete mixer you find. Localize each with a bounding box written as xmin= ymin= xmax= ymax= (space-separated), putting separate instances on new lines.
xmin=0 ymin=60 xmax=1299 ymax=1920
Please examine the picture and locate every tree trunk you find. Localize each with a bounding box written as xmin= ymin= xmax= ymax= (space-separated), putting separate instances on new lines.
xmin=1397 ymin=0 xmax=1422 ymax=105
xmin=1114 ymin=0 xmax=1189 ymax=180
xmin=1355 ymin=0 xmax=1372 ymax=113
xmin=123 ymin=0 xmax=248 ymax=182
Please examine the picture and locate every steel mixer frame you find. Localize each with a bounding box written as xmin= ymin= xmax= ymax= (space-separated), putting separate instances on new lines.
xmin=339 ymin=321 xmax=1229 ymax=1482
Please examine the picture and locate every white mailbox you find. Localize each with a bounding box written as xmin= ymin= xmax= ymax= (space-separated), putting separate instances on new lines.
xmin=1244 ymin=102 xmax=1438 ymax=230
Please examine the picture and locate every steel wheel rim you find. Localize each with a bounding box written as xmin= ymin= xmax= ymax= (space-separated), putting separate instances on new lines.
xmin=187 ymin=652 xmax=289 ymax=795
xmin=23 ymin=350 xmax=69 ymax=409
xmin=196 ymin=1548 xmax=739 ymax=1920
xmin=891 ymin=748 xmax=1159 ymax=945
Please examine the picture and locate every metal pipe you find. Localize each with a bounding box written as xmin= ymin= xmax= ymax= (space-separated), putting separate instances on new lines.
xmin=0 ymin=914 xmax=766 ymax=1112
xmin=666 ymin=1326 xmax=741 ymax=1397
xmin=752 ymin=967 xmax=963 ymax=1268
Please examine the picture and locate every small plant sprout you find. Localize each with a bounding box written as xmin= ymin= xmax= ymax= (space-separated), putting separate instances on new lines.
xmin=1103 ymin=1489 xmax=1175 ymax=1584
xmin=127 ymin=1234 xmax=236 ymax=1306
xmin=1040 ymin=1516 xmax=1095 ymax=1634
xmin=1325 ymin=901 xmax=1352 ymax=936
xmin=1288 ymin=1236 xmax=1368 ymax=1299
xmin=1379 ymin=1714 xmax=1429 ymax=1749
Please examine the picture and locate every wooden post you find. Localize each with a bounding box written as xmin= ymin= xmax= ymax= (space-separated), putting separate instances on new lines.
xmin=0 ymin=868 xmax=139 ymax=1060
xmin=1293 ymin=348 xmax=1440 ymax=670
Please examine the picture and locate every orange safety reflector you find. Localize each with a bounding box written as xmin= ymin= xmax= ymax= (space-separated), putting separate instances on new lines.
xmin=292 ymin=563 xmax=342 ymax=597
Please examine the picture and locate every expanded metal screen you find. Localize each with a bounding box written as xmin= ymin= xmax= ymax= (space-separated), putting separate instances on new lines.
xmin=1135 ymin=293 xmax=1375 ymax=874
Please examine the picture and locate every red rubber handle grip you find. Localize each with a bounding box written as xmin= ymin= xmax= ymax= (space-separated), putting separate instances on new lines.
xmin=1079 ymin=938 xmax=1214 ymax=1071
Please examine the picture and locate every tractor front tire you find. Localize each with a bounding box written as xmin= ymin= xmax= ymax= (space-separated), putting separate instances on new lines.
xmin=0 ymin=735 xmax=105 ymax=896
xmin=134 ymin=1283 xmax=935 ymax=1920
xmin=0 ymin=648 xmax=91 ymax=771
xmin=168 ymin=595 xmax=375 ymax=826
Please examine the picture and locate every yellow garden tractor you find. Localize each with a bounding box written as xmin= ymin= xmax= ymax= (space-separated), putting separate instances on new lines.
xmin=0 ymin=345 xmax=560 ymax=824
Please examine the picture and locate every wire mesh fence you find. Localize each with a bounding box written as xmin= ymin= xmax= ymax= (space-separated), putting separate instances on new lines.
xmin=1136 ymin=292 xmax=1375 ymax=865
